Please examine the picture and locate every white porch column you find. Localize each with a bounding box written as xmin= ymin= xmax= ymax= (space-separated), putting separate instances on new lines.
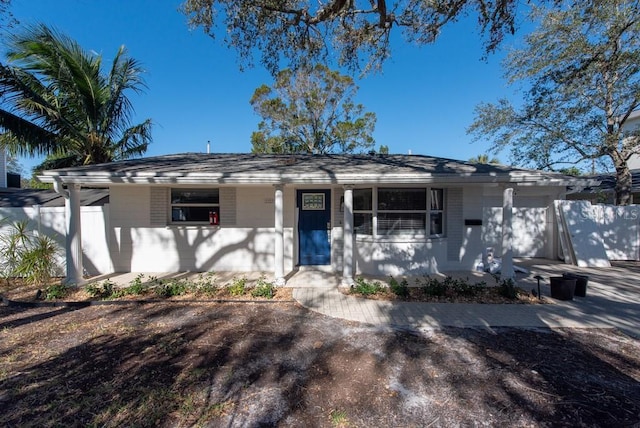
xmin=500 ymin=187 xmax=515 ymax=281
xmin=274 ymin=184 xmax=285 ymax=286
xmin=65 ymin=184 xmax=84 ymax=285
xmin=342 ymin=185 xmax=355 ymax=286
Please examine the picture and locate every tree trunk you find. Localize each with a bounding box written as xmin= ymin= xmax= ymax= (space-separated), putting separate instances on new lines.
xmin=614 ymin=160 xmax=633 ymax=206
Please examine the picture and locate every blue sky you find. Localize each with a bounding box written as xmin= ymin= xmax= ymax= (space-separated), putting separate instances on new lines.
xmin=5 ymin=0 xmax=521 ymax=172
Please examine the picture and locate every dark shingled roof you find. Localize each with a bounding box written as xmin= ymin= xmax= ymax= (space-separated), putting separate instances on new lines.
xmin=576 ymin=169 xmax=640 ymax=194
xmin=0 ymin=188 xmax=109 ymax=208
xmin=37 ymin=153 xmax=595 ymax=187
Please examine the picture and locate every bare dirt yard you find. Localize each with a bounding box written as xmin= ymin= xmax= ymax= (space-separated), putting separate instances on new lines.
xmin=1 ymin=299 xmax=639 ymax=427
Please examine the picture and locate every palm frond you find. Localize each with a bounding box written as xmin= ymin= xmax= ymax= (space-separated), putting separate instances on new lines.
xmin=0 ymin=110 xmax=58 ymax=156
xmin=112 ymin=118 xmax=152 ymax=160
xmin=1 ymin=24 xmax=152 ymax=166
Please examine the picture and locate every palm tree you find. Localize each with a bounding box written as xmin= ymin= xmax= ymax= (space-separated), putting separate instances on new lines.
xmin=0 ymin=24 xmax=152 ymax=170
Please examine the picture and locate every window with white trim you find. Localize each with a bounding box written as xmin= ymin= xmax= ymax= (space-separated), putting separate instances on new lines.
xmin=429 ymin=188 xmax=444 ymax=236
xmin=171 ymin=188 xmax=220 ymax=224
xmin=378 ymin=188 xmax=427 ymax=235
xmin=353 ymin=188 xmax=373 ymax=235
xmin=350 ymin=187 xmax=446 ymax=237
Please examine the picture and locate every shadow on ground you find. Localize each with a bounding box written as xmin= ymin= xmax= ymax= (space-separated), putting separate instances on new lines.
xmin=1 ymin=301 xmax=639 ymax=427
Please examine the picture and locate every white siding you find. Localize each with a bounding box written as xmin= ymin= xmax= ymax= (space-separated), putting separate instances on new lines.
xmin=446 ymin=188 xmax=463 ymax=261
xmin=220 ymin=187 xmax=237 ymax=226
xmin=236 ymin=187 xmax=274 ymax=227
xmin=119 ymin=227 xmax=278 ymax=272
xmin=107 ymin=185 xmax=296 ymax=273
xmin=13 ymin=183 xmax=562 ymax=276
xmin=111 ymin=186 xmax=150 ymax=227
xmin=355 ymin=237 xmax=447 ymax=275
xmin=460 ymin=186 xmax=485 ymax=269
xmin=150 ymin=187 xmax=167 ymax=226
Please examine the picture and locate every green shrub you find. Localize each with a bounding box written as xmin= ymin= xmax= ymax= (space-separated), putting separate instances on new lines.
xmin=251 ymin=277 xmax=276 ymax=298
xmin=498 ymin=278 xmax=518 ymax=299
xmin=85 ymin=280 xmax=115 ymax=298
xmin=15 ymin=235 xmax=61 ymax=286
xmin=420 ymin=276 xmax=447 ymax=296
xmin=125 ymin=273 xmax=148 ymax=295
xmin=84 ymin=283 xmax=101 ymax=298
xmin=0 ymin=219 xmax=62 ymax=286
xmin=351 ymin=277 xmax=384 ymax=295
xmin=193 ymin=273 xmax=219 ymax=296
xmin=85 ymin=279 xmax=135 ymax=299
xmin=227 ymin=277 xmax=247 ymax=296
xmin=44 ymin=283 xmax=68 ymax=300
xmin=389 ymin=276 xmax=410 ymax=298
xmin=447 ymin=277 xmax=487 ymax=297
xmin=155 ymin=279 xmax=188 ymax=298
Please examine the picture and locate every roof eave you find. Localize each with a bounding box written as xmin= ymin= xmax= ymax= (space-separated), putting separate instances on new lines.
xmin=38 ymin=171 xmax=596 ymax=187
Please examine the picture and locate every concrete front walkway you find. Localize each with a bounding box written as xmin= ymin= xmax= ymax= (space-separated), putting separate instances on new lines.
xmin=292 ymin=259 xmax=640 ymax=338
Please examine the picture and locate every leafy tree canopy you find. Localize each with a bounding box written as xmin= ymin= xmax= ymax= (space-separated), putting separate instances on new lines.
xmin=0 ymin=24 xmax=152 ymax=171
xmin=557 ymin=166 xmax=583 ymax=177
xmin=181 ymin=0 xmax=528 ymax=74
xmin=468 ymin=1 xmax=640 ymax=205
xmin=250 ymin=64 xmax=376 ymax=154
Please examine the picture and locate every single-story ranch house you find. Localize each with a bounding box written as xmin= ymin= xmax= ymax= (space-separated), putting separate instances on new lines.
xmin=37 ymin=153 xmax=591 ymax=285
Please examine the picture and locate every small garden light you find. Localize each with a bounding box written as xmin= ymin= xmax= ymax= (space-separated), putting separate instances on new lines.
xmin=533 ymin=275 xmax=544 ymax=301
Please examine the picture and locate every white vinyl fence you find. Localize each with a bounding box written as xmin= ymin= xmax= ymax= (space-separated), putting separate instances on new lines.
xmin=555 ymin=200 xmax=640 ymax=265
xmin=0 ymin=205 xmax=113 ymax=276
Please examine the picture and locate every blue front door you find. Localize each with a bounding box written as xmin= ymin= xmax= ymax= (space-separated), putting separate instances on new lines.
xmin=298 ymin=190 xmax=331 ymax=265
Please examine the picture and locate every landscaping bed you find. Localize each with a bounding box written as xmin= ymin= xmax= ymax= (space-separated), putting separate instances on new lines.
xmin=346 ymin=275 xmax=545 ymax=304
xmin=0 ymin=273 xmax=293 ymax=304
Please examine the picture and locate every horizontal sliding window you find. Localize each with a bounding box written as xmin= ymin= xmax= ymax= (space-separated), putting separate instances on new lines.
xmin=171 ymin=188 xmax=219 ymax=223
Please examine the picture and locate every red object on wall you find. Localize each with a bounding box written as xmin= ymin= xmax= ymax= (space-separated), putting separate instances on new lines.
xmin=209 ymin=211 xmax=219 ymax=225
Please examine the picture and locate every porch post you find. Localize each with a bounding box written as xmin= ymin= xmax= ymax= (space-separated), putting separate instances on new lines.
xmin=65 ymin=184 xmax=84 ymax=285
xmin=500 ymin=187 xmax=515 ymax=280
xmin=342 ymin=185 xmax=355 ymax=286
xmin=274 ymin=184 xmax=285 ymax=286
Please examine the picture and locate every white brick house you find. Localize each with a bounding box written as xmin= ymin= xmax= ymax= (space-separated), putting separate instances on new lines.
xmin=37 ymin=153 xmax=591 ymax=285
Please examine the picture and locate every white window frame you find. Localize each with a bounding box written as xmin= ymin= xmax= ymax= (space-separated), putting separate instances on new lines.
xmin=301 ymin=192 xmax=326 ymax=210
xmin=353 ymin=188 xmax=373 ymax=235
xmin=170 ymin=188 xmax=220 ymax=224
xmin=352 ymin=187 xmax=446 ymax=238
xmin=428 ymin=188 xmax=445 ymax=237
xmin=377 ymin=187 xmax=428 ymax=237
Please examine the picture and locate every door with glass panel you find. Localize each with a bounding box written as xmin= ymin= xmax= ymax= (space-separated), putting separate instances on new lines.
xmin=297 ymin=190 xmax=331 ymax=265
